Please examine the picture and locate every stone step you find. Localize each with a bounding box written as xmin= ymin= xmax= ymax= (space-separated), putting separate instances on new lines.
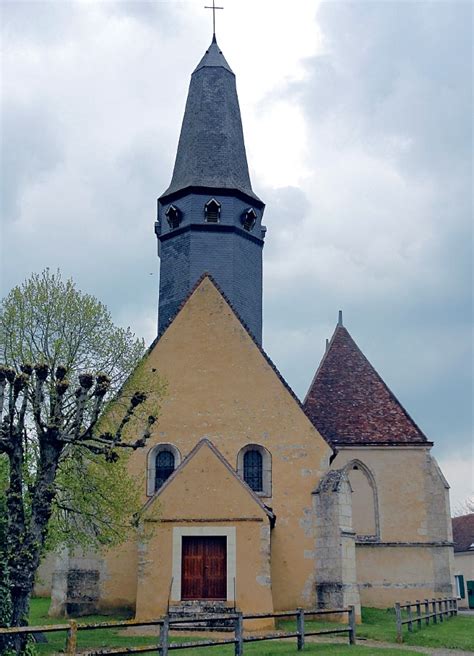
xmin=168 ymin=602 xmax=237 ymax=631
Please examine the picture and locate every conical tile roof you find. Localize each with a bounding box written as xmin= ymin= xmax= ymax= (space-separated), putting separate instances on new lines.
xmin=303 ymin=323 xmax=429 ymax=446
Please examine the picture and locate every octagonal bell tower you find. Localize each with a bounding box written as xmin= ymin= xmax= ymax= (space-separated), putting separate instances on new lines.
xmin=155 ymin=36 xmax=266 ymax=343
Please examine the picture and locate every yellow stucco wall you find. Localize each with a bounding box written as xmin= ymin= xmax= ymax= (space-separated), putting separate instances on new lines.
xmin=454 ymin=552 xmax=474 ymax=608
xmin=332 ymin=447 xmax=454 ymax=606
xmin=134 ymin=441 xmax=273 ymax=624
xmin=100 ymin=278 xmax=332 ymax=614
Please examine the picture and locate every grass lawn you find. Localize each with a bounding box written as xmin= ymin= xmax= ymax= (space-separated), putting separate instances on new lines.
xmin=280 ymin=606 xmax=474 ymax=651
xmin=25 ymin=598 xmax=472 ymax=655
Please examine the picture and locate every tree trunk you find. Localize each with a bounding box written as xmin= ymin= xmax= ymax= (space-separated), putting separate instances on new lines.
xmin=6 ymin=433 xmax=62 ymax=653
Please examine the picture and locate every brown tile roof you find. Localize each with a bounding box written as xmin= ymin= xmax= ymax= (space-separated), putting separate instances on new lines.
xmin=303 ymin=323 xmax=430 ymax=446
xmin=452 ymin=514 xmax=474 ymax=553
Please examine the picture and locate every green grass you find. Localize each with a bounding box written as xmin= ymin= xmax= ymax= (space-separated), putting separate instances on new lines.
xmin=280 ymin=606 xmax=474 ymax=651
xmin=26 ymin=598 xmax=473 ymax=654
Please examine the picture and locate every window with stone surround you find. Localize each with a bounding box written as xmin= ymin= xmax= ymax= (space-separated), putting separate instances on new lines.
xmin=237 ymin=444 xmax=271 ymax=497
xmin=344 ymin=460 xmax=380 ymax=540
xmin=147 ymin=443 xmax=181 ymax=495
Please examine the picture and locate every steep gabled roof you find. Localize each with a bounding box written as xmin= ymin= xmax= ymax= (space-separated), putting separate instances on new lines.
xmin=150 ymin=273 xmax=308 ymax=415
xmin=452 ymin=513 xmax=474 ymax=553
xmin=303 ymin=322 xmax=430 ymax=447
xmin=142 ymin=438 xmax=275 ymax=523
xmin=160 ymin=37 xmax=262 ymax=205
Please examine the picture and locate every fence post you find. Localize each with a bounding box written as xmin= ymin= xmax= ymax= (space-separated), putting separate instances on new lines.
xmin=65 ymin=620 xmax=77 ymax=656
xmin=424 ymin=599 xmax=430 ymax=626
xmin=395 ymin=603 xmax=403 ymax=643
xmin=431 ymin=599 xmax=437 ymax=624
xmin=454 ymin=597 xmax=458 ymax=616
xmin=234 ymin=611 xmax=243 ymax=656
xmin=348 ymin=605 xmax=356 ymax=645
xmin=438 ymin=598 xmax=444 ymax=623
xmin=296 ymin=608 xmax=305 ymax=651
xmin=407 ymin=602 xmax=413 ymax=633
xmin=416 ymin=600 xmax=421 ymax=630
xmin=159 ymin=617 xmax=169 ymax=656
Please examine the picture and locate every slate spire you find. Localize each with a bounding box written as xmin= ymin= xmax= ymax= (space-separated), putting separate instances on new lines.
xmin=160 ymin=37 xmax=262 ymax=205
xmin=156 ymin=39 xmax=266 ymax=343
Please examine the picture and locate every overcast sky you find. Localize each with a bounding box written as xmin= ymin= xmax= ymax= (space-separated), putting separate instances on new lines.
xmin=1 ymin=0 xmax=472 ymax=508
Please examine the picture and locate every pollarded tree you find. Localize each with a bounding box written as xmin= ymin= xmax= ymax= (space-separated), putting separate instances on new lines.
xmin=0 ymin=269 xmax=156 ymax=553
xmin=0 ymin=268 xmax=145 ymax=394
xmin=0 ymin=363 xmax=157 ymax=651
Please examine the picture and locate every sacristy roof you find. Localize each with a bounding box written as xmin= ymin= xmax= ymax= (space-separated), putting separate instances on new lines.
xmin=303 ymin=321 xmax=430 ymax=447
xmin=452 ymin=513 xmax=474 ymax=553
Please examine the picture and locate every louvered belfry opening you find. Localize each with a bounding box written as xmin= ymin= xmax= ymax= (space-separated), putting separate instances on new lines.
xmin=243 ymin=449 xmax=263 ymax=492
xmin=205 ymin=199 xmax=221 ymax=223
xmin=155 ymin=450 xmax=175 ymax=491
xmin=181 ymin=537 xmax=227 ymax=600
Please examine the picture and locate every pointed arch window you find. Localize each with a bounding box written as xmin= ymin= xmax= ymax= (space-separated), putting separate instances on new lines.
xmin=344 ymin=460 xmax=380 ymax=540
xmin=165 ymin=205 xmax=181 ymax=229
xmin=204 ymin=198 xmax=221 ymax=223
xmin=241 ymin=208 xmax=257 ymax=232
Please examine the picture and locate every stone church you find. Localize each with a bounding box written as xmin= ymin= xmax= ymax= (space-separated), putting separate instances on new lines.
xmin=49 ymin=36 xmax=454 ymax=622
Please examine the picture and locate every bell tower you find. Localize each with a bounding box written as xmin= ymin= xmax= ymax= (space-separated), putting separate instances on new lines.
xmin=155 ymin=36 xmax=266 ymax=343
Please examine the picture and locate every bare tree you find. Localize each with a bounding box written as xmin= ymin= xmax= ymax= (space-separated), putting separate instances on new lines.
xmin=0 ymin=363 xmax=156 ymax=652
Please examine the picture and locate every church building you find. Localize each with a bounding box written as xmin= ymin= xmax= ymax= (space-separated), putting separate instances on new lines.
xmin=49 ymin=35 xmax=454 ymax=622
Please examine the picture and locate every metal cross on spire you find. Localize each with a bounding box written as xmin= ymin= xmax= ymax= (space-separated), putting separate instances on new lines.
xmin=204 ymin=0 xmax=224 ymax=37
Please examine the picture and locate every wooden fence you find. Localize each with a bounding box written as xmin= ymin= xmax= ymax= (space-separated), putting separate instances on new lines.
xmin=395 ymin=597 xmax=458 ymax=643
xmin=0 ymin=606 xmax=356 ymax=654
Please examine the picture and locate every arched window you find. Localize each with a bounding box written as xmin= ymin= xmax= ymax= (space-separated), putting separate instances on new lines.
xmin=204 ymin=198 xmax=221 ymax=223
xmin=155 ymin=450 xmax=175 ymax=491
xmin=147 ymin=444 xmax=181 ymax=495
xmin=237 ymin=445 xmax=271 ymax=497
xmin=243 ymin=450 xmax=263 ymax=492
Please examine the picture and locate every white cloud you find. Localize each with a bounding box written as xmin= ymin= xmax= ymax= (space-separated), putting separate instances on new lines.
xmin=0 ymin=0 xmax=471 ymax=508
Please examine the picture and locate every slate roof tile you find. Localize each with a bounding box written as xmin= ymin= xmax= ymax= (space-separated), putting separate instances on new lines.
xmin=160 ymin=37 xmax=262 ymax=204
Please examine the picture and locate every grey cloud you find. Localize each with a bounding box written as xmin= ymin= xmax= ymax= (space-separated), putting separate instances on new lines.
xmin=0 ymin=0 xmax=78 ymax=45
xmin=1 ymin=104 xmax=64 ymax=222
xmin=259 ymin=1 xmax=472 ymax=465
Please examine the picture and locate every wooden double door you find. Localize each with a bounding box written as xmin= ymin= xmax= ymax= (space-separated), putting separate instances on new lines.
xmin=181 ymin=536 xmax=227 ymax=600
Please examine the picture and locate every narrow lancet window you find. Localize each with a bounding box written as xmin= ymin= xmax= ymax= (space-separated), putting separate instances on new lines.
xmin=155 ymin=449 xmax=175 ymax=491
xmin=205 ymin=198 xmax=221 ymax=223
xmin=243 ymin=449 xmax=263 ymax=492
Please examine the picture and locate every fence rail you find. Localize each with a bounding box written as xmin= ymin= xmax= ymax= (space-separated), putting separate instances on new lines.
xmin=395 ymin=597 xmax=458 ymax=643
xmin=0 ymin=605 xmax=356 ymax=654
